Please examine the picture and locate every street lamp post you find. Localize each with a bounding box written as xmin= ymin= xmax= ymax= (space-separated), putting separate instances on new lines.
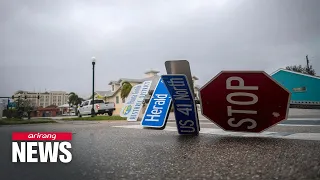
xmin=91 ymin=57 xmax=96 ymax=117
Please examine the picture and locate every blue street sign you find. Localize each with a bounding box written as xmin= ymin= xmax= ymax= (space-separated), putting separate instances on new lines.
xmin=162 ymin=74 xmax=200 ymax=135
xmin=141 ymin=79 xmax=172 ymax=128
xmin=8 ymin=102 xmax=16 ymax=108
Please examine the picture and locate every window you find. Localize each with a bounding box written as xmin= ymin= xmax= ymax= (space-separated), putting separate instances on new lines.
xmin=90 ymin=100 xmax=104 ymax=104
xmin=112 ymin=85 xmax=115 ymax=91
xmin=122 ymin=98 xmax=125 ymax=103
xmin=293 ymin=87 xmax=307 ymax=92
xmin=116 ymin=96 xmax=119 ymax=104
xmin=83 ymin=101 xmax=89 ymax=106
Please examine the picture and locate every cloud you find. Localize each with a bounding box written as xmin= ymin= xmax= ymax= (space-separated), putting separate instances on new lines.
xmin=1 ymin=0 xmax=319 ymax=97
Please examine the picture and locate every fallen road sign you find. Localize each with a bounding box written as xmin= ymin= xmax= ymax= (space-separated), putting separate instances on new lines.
xmin=199 ymin=71 xmax=291 ymax=133
xmin=162 ymin=74 xmax=200 ymax=135
xmin=127 ymin=80 xmax=152 ymax=121
xmin=164 ymin=60 xmax=200 ymax=131
xmin=120 ymin=84 xmax=142 ymax=117
xmin=141 ymin=79 xmax=172 ymax=129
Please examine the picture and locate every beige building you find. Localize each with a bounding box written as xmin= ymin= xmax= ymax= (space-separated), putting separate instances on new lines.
xmin=95 ymin=70 xmax=200 ymax=115
xmin=13 ymin=91 xmax=69 ymax=108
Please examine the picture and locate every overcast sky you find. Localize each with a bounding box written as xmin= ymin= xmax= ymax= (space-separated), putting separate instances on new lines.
xmin=1 ymin=0 xmax=319 ymax=98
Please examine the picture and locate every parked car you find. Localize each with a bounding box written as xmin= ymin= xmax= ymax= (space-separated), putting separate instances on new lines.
xmin=77 ymin=99 xmax=115 ymax=117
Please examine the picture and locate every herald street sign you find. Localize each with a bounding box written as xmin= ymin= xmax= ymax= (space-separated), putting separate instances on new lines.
xmin=162 ymin=74 xmax=200 ymax=135
xmin=141 ymin=79 xmax=172 ymax=129
xmin=199 ymin=71 xmax=291 ymax=133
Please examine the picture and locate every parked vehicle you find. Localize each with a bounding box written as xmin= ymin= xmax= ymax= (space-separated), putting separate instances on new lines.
xmin=77 ymin=99 xmax=115 ymax=117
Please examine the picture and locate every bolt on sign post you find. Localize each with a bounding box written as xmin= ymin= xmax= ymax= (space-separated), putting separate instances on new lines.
xmin=199 ymin=71 xmax=291 ymax=133
xmin=162 ymin=74 xmax=200 ymax=135
xmin=141 ymin=79 xmax=172 ymax=129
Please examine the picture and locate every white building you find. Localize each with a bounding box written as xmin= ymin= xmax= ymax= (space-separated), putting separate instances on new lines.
xmin=13 ymin=91 xmax=69 ymax=108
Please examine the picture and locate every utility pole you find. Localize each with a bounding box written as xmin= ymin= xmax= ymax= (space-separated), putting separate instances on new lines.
xmin=306 ymin=55 xmax=310 ymax=70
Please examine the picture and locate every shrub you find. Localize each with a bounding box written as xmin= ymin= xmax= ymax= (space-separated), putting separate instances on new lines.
xmin=3 ymin=109 xmax=18 ymax=119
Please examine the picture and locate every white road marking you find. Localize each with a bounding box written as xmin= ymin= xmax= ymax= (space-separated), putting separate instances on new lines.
xmin=277 ymin=124 xmax=320 ymax=127
xmin=285 ymin=118 xmax=320 ymax=121
xmin=167 ymin=122 xmax=320 ymax=127
xmin=113 ymin=125 xmax=320 ymax=141
xmin=173 ymin=116 xmax=319 ymax=121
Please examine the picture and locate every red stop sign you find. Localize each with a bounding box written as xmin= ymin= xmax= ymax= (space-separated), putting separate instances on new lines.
xmin=199 ymin=71 xmax=291 ymax=133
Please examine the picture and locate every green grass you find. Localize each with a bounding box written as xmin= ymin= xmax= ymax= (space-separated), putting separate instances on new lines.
xmin=0 ymin=118 xmax=57 ymax=125
xmin=61 ymin=115 xmax=127 ymax=121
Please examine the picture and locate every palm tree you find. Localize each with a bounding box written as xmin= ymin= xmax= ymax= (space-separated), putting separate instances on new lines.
xmin=121 ymin=81 xmax=133 ymax=100
xmin=68 ymin=92 xmax=79 ymax=107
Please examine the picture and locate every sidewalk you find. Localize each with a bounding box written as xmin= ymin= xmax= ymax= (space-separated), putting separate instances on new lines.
xmin=30 ymin=108 xmax=319 ymax=121
xmin=168 ymin=108 xmax=320 ymax=120
xmin=288 ymin=108 xmax=320 ymax=118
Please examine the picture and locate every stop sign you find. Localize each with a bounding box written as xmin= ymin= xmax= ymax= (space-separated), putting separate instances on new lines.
xmin=199 ymin=71 xmax=291 ymax=133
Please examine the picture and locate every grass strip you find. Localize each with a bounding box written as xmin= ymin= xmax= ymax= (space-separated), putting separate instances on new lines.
xmin=0 ymin=118 xmax=57 ymax=125
xmin=61 ymin=116 xmax=126 ymax=121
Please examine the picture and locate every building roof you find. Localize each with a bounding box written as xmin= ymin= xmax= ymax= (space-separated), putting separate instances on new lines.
xmin=95 ymin=88 xmax=122 ymax=98
xmin=145 ymin=69 xmax=160 ymax=74
xmin=192 ymin=76 xmax=199 ymax=80
xmin=108 ymin=78 xmax=144 ymax=85
xmin=194 ymin=85 xmax=201 ymax=90
xmin=271 ymin=68 xmax=320 ymax=80
xmin=108 ymin=81 xmax=120 ymax=85
xmin=95 ymin=90 xmax=113 ymax=97
xmin=14 ymin=90 xmax=68 ymax=95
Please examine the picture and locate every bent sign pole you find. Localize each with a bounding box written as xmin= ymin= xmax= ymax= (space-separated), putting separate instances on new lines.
xmin=141 ymin=79 xmax=172 ymax=129
xmin=162 ymin=74 xmax=200 ymax=135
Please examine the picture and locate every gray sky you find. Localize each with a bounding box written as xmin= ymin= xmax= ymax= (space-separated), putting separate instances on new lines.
xmin=1 ymin=0 xmax=320 ymax=98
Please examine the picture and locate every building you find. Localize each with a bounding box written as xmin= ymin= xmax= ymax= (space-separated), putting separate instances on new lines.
xmin=12 ymin=91 xmax=69 ymax=108
xmin=27 ymin=105 xmax=60 ymax=117
xmin=95 ymin=70 xmax=200 ymax=115
xmin=271 ymin=68 xmax=320 ymax=105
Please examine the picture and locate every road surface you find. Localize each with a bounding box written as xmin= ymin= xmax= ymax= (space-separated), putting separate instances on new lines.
xmin=0 ymin=116 xmax=319 ymax=180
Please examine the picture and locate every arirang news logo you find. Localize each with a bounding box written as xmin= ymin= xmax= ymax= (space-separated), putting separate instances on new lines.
xmin=12 ymin=132 xmax=72 ymax=163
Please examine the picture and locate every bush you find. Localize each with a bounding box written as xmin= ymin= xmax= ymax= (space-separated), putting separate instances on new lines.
xmin=3 ymin=109 xmax=18 ymax=119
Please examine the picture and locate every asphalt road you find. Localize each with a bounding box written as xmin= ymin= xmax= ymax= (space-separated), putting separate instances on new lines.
xmin=0 ymin=118 xmax=319 ymax=180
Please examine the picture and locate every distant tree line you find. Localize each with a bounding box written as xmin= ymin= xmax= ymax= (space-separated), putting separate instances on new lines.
xmin=286 ymin=55 xmax=316 ymax=76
